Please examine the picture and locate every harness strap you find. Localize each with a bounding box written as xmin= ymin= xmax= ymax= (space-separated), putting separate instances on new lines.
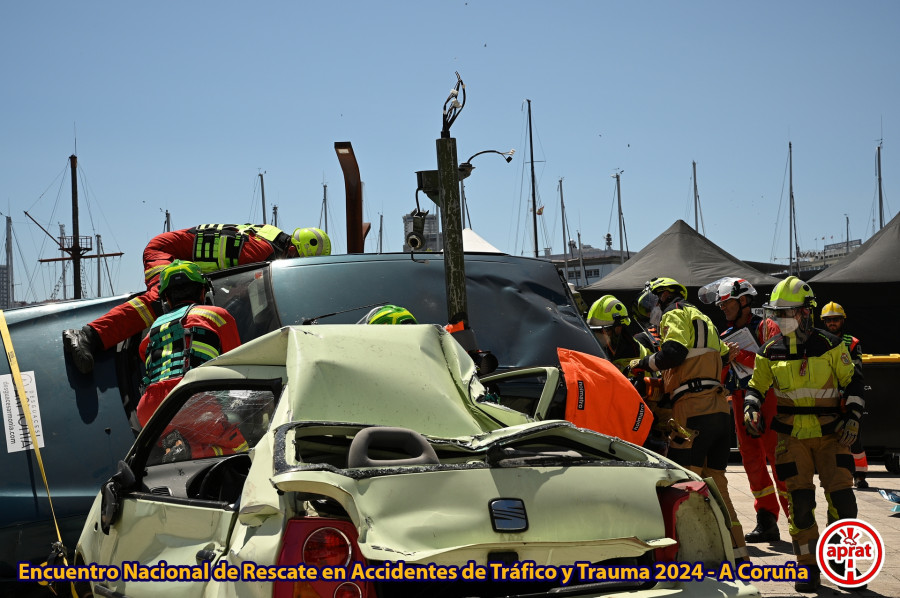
xmin=191 ymin=224 xmax=245 ymax=271
xmin=671 ymin=377 xmax=722 ymax=402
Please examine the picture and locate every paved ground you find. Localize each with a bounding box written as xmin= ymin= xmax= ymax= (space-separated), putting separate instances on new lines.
xmin=726 ymin=460 xmax=898 ymax=597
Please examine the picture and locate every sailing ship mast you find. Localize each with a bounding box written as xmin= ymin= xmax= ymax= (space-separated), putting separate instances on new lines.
xmin=526 ymin=99 xmax=538 ymax=258
xmin=70 ymin=155 xmax=87 ymax=297
xmin=877 ymin=141 xmax=884 ymax=229
xmin=320 ymin=182 xmax=329 ymax=234
xmin=258 ymin=172 xmax=267 ymax=225
xmin=29 ymin=154 xmax=123 ymax=300
xmin=5 ymin=216 xmax=12 ymax=307
xmin=788 ymin=141 xmax=800 ymax=276
xmin=692 ymin=161 xmax=706 ymax=236
xmin=612 ymin=170 xmax=625 ymax=264
xmin=559 ymin=178 xmax=569 ymax=282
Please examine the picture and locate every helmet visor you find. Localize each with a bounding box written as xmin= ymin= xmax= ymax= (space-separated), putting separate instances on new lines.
xmin=636 ymin=291 xmax=659 ymax=316
xmin=698 ymin=277 xmax=731 ymax=305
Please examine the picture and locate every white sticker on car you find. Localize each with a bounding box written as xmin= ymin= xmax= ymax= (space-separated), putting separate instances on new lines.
xmin=1 ymin=371 xmax=45 ymax=453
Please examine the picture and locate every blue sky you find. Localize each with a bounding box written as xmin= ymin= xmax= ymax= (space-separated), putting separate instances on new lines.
xmin=2 ymin=1 xmax=898 ymax=302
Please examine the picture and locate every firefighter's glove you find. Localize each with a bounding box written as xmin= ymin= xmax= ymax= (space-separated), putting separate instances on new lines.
xmin=161 ymin=430 xmax=191 ymax=463
xmin=625 ymin=358 xmax=646 ymax=377
xmin=836 ymin=409 xmax=862 ymax=447
xmin=743 ymin=397 xmax=764 ymax=437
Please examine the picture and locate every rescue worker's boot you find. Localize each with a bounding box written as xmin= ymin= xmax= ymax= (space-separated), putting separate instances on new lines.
xmin=795 ymin=565 xmax=820 ymax=593
xmin=62 ymin=325 xmax=102 ymax=374
xmin=854 ymin=473 xmax=869 ymax=489
xmin=744 ymin=508 xmax=779 ymax=543
xmin=831 ymin=561 xmax=866 ymax=591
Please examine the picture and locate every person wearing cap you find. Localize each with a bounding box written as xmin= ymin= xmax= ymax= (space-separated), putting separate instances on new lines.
xmin=698 ymin=277 xmax=788 ymax=543
xmin=63 ymin=224 xmax=330 ymax=374
xmin=820 ymin=301 xmax=869 ymax=489
xmin=627 ymin=277 xmax=748 ymax=563
xmin=744 ymin=277 xmax=863 ymax=592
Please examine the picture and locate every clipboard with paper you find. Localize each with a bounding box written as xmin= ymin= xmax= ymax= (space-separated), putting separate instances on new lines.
xmin=723 ymin=326 xmax=759 ymax=379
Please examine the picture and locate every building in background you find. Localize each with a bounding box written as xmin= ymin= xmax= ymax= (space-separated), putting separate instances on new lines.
xmin=544 ymin=243 xmax=630 ymax=287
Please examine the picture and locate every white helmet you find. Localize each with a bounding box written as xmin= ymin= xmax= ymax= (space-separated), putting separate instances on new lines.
xmin=698 ymin=277 xmax=757 ymax=306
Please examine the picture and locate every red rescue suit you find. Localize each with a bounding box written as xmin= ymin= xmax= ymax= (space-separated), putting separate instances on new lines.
xmin=91 ymin=226 xmax=281 ymax=350
xmin=722 ymin=315 xmax=789 ymax=520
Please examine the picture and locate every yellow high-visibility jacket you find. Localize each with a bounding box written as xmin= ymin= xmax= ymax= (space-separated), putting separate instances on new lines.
xmin=747 ymin=328 xmax=862 ymax=439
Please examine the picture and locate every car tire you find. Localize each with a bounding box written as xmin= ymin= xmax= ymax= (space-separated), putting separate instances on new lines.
xmin=886 ymin=452 xmax=900 ymax=475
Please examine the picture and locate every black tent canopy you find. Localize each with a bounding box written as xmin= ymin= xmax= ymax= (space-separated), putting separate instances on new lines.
xmin=808 ymin=211 xmax=900 ymax=354
xmin=579 ymin=220 xmax=782 ymax=330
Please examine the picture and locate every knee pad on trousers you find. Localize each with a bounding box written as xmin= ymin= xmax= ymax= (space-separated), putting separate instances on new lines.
xmin=791 ymin=488 xmax=817 ymax=530
xmin=829 ymin=488 xmax=858 ymax=520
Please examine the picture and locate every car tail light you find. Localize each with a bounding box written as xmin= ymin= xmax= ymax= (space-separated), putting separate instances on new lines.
xmin=274 ymin=519 xmax=372 ymax=598
xmin=303 ymin=527 xmax=353 ymax=568
xmin=655 ymin=480 xmax=728 ymax=566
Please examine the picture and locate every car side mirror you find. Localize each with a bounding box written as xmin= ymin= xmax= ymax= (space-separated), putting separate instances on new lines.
xmin=100 ymin=460 xmax=136 ymax=535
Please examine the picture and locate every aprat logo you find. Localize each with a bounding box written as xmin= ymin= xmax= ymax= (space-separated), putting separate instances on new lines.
xmin=816 ymin=518 xmax=884 ymax=588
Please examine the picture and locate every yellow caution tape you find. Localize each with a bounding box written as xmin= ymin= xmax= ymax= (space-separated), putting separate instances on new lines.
xmin=0 ymin=311 xmax=73 ymax=596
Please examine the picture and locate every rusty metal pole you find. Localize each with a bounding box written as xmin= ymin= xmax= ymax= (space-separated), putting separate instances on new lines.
xmin=335 ymin=142 xmax=370 ymax=253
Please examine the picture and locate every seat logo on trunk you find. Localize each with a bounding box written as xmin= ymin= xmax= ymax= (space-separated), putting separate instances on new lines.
xmin=489 ymin=498 xmax=528 ymax=532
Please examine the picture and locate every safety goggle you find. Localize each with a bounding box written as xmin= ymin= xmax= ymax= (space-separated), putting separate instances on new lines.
xmin=763 ymin=307 xmax=800 ymax=319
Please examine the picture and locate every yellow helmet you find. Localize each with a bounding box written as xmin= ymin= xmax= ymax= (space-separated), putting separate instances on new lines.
xmin=647 ymin=276 xmax=687 ymax=301
xmin=820 ymin=301 xmax=846 ymax=319
xmin=361 ymin=305 xmax=418 ymax=325
xmin=291 ymin=227 xmax=332 ymax=257
xmin=764 ymin=276 xmax=817 ymax=310
xmin=586 ymin=295 xmax=630 ymax=329
xmin=159 ymin=259 xmax=207 ymax=299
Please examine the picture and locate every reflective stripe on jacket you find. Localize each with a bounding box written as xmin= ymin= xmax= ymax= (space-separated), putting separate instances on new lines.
xmin=189 ymin=224 xmax=290 ymax=272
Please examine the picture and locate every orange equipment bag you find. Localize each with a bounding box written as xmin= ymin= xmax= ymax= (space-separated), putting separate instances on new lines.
xmin=558 ymin=347 xmax=652 ymax=446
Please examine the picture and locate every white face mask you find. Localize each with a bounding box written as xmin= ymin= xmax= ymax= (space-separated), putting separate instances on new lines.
xmin=649 ymin=306 xmax=663 ymax=328
xmin=776 ymin=316 xmax=799 ymax=336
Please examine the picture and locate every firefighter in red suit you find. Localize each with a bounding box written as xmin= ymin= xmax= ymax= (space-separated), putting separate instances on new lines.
xmin=63 ymin=224 xmax=330 ymax=374
xmin=700 ymin=277 xmax=788 ymax=542
xmin=137 ymin=260 xmax=245 ymax=460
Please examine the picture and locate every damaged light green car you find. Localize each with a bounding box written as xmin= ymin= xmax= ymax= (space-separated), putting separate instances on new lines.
xmin=75 ymin=324 xmax=759 ymax=598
